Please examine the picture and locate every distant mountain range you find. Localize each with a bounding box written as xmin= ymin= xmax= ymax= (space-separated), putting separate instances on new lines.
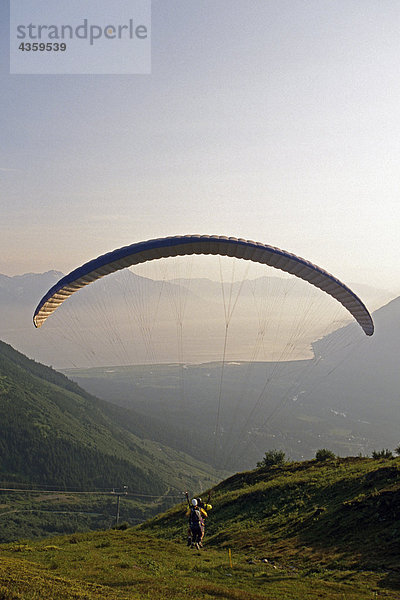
xmin=0 ymin=269 xmax=395 ymax=368
xmin=307 ymin=296 xmax=400 ymax=440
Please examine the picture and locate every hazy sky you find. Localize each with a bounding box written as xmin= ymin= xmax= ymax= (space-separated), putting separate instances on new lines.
xmin=1 ymin=0 xmax=400 ymax=295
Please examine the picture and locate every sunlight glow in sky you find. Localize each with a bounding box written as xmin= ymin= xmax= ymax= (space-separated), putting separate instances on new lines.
xmin=1 ymin=0 xmax=400 ymax=295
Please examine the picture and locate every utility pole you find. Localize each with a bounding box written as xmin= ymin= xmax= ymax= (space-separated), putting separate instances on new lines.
xmin=116 ymin=494 xmax=121 ymax=526
xmin=112 ymin=486 xmax=128 ymax=526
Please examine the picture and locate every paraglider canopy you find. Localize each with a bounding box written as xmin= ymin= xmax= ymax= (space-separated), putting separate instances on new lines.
xmin=33 ymin=235 xmax=374 ymax=336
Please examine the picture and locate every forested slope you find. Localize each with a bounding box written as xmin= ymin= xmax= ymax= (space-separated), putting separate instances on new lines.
xmin=0 ymin=340 xmax=220 ymax=493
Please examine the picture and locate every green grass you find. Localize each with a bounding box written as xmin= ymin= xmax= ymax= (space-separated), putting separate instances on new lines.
xmin=1 ymin=456 xmax=400 ymax=599
xmin=0 ymin=529 xmax=394 ymax=600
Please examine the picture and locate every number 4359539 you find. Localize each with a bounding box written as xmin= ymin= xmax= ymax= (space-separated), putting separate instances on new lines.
xmin=19 ymin=42 xmax=66 ymax=51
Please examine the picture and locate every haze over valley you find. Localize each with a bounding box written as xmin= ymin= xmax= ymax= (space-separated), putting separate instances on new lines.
xmin=1 ymin=268 xmax=399 ymax=472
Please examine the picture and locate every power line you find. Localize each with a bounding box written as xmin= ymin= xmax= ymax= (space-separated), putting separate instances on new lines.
xmin=0 ymin=487 xmax=184 ymax=499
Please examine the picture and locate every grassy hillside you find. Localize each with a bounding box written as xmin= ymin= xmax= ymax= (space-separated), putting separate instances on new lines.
xmin=1 ymin=456 xmax=400 ymax=599
xmin=142 ymin=456 xmax=400 ymax=573
xmin=0 ymin=340 xmax=222 ymax=541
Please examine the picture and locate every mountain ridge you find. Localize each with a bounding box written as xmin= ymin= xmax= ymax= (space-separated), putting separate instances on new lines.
xmin=0 ymin=269 xmax=395 ymax=368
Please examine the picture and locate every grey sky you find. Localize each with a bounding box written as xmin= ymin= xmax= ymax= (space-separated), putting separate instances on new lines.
xmin=1 ymin=0 xmax=400 ymax=294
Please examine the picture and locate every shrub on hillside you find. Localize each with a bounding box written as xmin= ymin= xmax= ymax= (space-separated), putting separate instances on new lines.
xmin=256 ymin=449 xmax=286 ymax=468
xmin=372 ymin=449 xmax=393 ymax=459
xmin=114 ymin=521 xmax=130 ymax=530
xmin=315 ymin=448 xmax=336 ymax=461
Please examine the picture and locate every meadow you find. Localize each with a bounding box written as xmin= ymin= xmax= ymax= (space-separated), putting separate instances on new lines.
xmin=1 ymin=456 xmax=400 ymax=599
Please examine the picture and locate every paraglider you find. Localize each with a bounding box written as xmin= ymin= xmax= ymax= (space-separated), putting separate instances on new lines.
xmin=33 ymin=234 xmax=374 ymax=336
xmin=33 ymin=235 xmax=374 ymax=470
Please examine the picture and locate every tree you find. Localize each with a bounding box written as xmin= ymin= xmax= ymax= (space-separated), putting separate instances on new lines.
xmin=256 ymin=449 xmax=286 ymax=468
xmin=372 ymin=449 xmax=393 ymax=459
xmin=315 ymin=448 xmax=336 ymax=462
